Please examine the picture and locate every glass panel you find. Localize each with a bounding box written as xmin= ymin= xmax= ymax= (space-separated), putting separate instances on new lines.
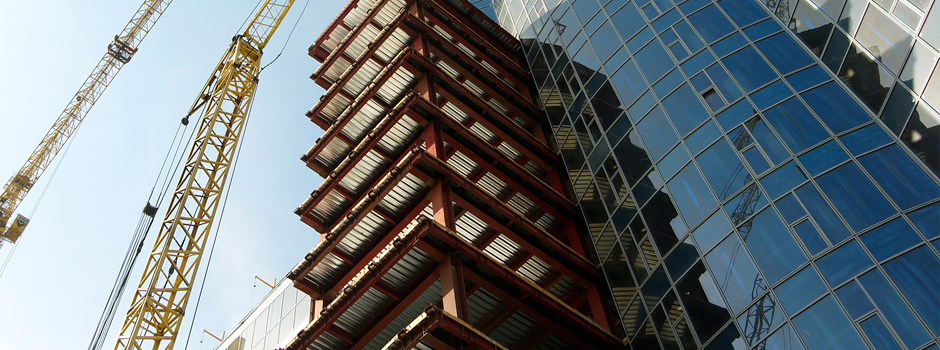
xmin=677 ymin=262 xmax=730 ymax=342
xmin=776 ymin=193 xmax=806 ymax=224
xmin=743 ymin=209 xmax=808 ymax=283
xmin=756 ymin=32 xmax=815 ymax=75
xmin=858 ymin=269 xmax=932 ymax=348
xmin=713 ymin=32 xmax=748 ymax=57
xmin=855 ymin=6 xmax=914 ymax=74
xmin=681 ymin=49 xmax=716 ymax=75
xmin=653 ymin=9 xmax=681 ymax=32
xmin=691 ymin=72 xmax=712 ymax=92
xmin=612 ymin=4 xmax=646 ymax=41
xmin=661 ymin=28 xmax=679 ymax=44
xmin=814 ymin=0 xmax=848 ymax=19
xmin=861 ymin=218 xmax=921 ymax=261
xmin=572 ymin=0 xmax=601 ymax=22
xmin=725 ymin=183 xmax=768 ymax=225
xmin=880 ymin=83 xmax=916 ymax=135
xmin=697 ymin=139 xmax=751 ymax=201
xmin=591 ymin=21 xmax=622 ymax=61
xmin=642 ymin=3 xmax=660 ymax=19
xmin=643 ymin=191 xmax=685 ymax=254
xmin=704 ymin=88 xmax=726 ymax=111
xmin=794 ymin=184 xmax=851 ymax=243
xmin=817 ymin=240 xmax=873 ymax=285
xmin=686 ymin=119 xmax=721 ymax=155
xmin=792 ymin=295 xmax=868 ymax=350
xmin=791 ymin=0 xmax=835 ymax=56
xmin=839 ymin=43 xmax=894 ymax=113
xmin=882 ymin=246 xmax=940 ymax=335
xmin=669 ymin=41 xmax=690 ymax=61
xmin=666 ymin=238 xmax=699 ymax=278
xmin=679 ymin=0 xmax=711 ymax=14
xmin=761 ymin=324 xmax=805 ymax=350
xmin=624 ymin=298 xmax=648 ymax=338
xmin=901 ymin=103 xmax=940 ymax=177
xmin=717 ymin=99 xmax=757 ymax=131
xmin=654 ymin=69 xmax=686 ymax=97
xmin=744 ymin=19 xmax=782 ymax=42
xmin=611 ymin=59 xmax=647 ymax=108
xmin=908 ymin=202 xmax=939 ymax=239
xmin=748 ymin=117 xmax=791 ymax=165
xmin=839 ymin=123 xmax=892 ymax=156
xmin=860 ymin=316 xmax=903 ymax=350
xmin=628 ymin=27 xmax=656 ymax=53
xmin=763 ymin=97 xmax=829 ymax=153
xmin=705 ymin=233 xmax=762 ymax=313
xmin=658 ymin=144 xmax=690 ymax=183
xmin=722 ymin=46 xmax=776 ymax=92
xmin=860 ymin=145 xmax=940 ymax=209
xmin=786 ymin=65 xmax=830 ymax=92
xmin=776 ymin=265 xmax=827 ymax=313
xmin=688 ymin=5 xmax=736 ymax=43
xmin=718 ymin=0 xmax=768 ymax=26
xmin=800 ymin=82 xmax=871 ymax=134
xmin=834 ymin=280 xmax=875 ymax=319
xmin=737 ymin=293 xmax=786 ymax=346
xmin=822 ymin=29 xmax=851 ymax=72
xmin=707 ymin=64 xmax=745 ymax=102
xmin=838 ymin=0 xmax=867 ymax=35
xmin=667 ymin=164 xmax=718 ymax=226
xmin=635 ymin=39 xmax=675 ymax=83
xmin=760 ymin=161 xmax=807 ymax=199
xmin=900 ymin=41 xmax=938 ymax=95
xmin=751 ymin=80 xmax=792 ymax=110
xmin=673 ymin=20 xmax=705 ymax=53
xmin=921 ymin=3 xmax=939 ymax=48
xmin=704 ymin=323 xmax=748 ymax=350
xmin=643 ymin=266 xmax=672 ymax=309
xmin=817 ymin=162 xmax=896 ymax=232
xmin=794 ymin=220 xmax=828 ymax=254
xmin=637 ymin=106 xmax=679 ymax=161
xmin=799 ymin=140 xmax=849 ymax=176
xmin=692 ymin=210 xmax=734 ymax=252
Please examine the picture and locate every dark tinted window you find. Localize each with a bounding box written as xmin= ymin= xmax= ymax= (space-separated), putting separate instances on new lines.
xmin=775 ymin=265 xmax=827 ymax=313
xmin=794 ymin=184 xmax=851 ymax=243
xmin=908 ymin=202 xmax=939 ymax=239
xmin=816 ymin=162 xmax=895 ymax=232
xmin=763 ymin=98 xmax=828 ymax=153
xmin=722 ymin=46 xmax=776 ymax=92
xmin=635 ymin=39 xmax=675 ymax=82
xmin=838 ymin=123 xmax=891 ymax=155
xmin=687 ymin=5 xmax=735 ymax=43
xmin=859 ymin=145 xmax=940 ymax=210
xmin=755 ymin=32 xmax=814 ymax=74
xmin=858 ymin=269 xmax=932 ymax=348
xmin=792 ymin=296 xmax=867 ymax=350
xmin=834 ymin=280 xmax=874 ymax=319
xmin=799 ymin=141 xmax=848 ymax=176
xmin=861 ymin=218 xmax=921 ymax=261
xmin=882 ymin=246 xmax=940 ymax=336
xmin=816 ymin=240 xmax=872 ymax=285
xmin=718 ymin=0 xmax=768 ymax=26
xmin=800 ymin=82 xmax=871 ymax=134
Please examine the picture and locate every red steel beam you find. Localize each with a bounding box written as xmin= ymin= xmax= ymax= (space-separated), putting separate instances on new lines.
xmin=349 ymin=269 xmax=441 ymax=350
xmin=381 ymin=305 xmax=509 ymax=350
xmin=314 ymin=0 xmax=395 ymax=82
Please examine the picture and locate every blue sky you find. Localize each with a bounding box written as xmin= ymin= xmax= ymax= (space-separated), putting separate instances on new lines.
xmin=0 ymin=0 xmax=341 ymax=348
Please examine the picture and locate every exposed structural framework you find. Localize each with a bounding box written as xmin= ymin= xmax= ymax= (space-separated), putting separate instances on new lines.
xmin=0 ymin=0 xmax=172 ymax=246
xmin=114 ymin=1 xmax=294 ymax=349
xmin=277 ymin=0 xmax=627 ymax=348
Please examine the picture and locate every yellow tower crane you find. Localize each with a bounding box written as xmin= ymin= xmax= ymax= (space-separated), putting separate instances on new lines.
xmin=114 ymin=1 xmax=294 ymax=349
xmin=0 ymin=0 xmax=172 ymax=247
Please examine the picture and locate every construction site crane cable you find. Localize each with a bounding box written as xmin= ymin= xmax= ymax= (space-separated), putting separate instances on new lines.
xmin=113 ymin=1 xmax=295 ymax=349
xmin=0 ymin=0 xmax=173 ymax=248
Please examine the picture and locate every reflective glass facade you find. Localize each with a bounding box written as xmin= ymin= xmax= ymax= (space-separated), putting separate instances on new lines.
xmin=213 ymin=280 xmax=311 ymax=350
xmin=488 ymin=0 xmax=940 ymax=348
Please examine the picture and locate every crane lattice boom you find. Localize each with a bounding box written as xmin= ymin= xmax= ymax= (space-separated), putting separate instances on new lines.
xmin=0 ymin=0 xmax=172 ymax=245
xmin=114 ymin=2 xmax=294 ymax=349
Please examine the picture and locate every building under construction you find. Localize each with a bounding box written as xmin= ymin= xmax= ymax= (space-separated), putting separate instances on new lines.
xmin=273 ymin=0 xmax=625 ymax=348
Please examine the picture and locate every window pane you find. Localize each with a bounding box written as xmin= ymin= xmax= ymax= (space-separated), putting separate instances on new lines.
xmin=855 ymin=6 xmax=913 ymax=74
xmin=794 ymin=184 xmax=851 ymax=243
xmin=667 ymin=164 xmax=718 ymax=226
xmin=882 ymin=246 xmax=940 ymax=336
xmin=791 ymin=0 xmax=834 ymax=56
xmin=660 ymin=144 xmax=691 ymax=180
xmin=686 ymin=120 xmax=721 ymax=155
xmin=663 ymin=84 xmax=710 ymax=135
xmin=880 ymin=83 xmax=916 ymax=136
xmin=591 ymin=21 xmax=622 ymax=61
xmin=717 ymin=99 xmax=757 ymax=130
xmin=718 ymin=0 xmax=768 ymax=27
xmin=800 ymin=82 xmax=871 ymax=134
xmin=793 ymin=220 xmax=827 ymax=254
xmin=755 ymin=32 xmax=814 ymax=75
xmin=723 ymin=46 xmax=776 ymax=92
xmin=839 ymin=123 xmax=891 ymax=156
xmin=816 ymin=240 xmax=873 ymax=285
xmin=908 ymin=202 xmax=939 ymax=239
xmin=681 ymin=49 xmax=716 ymax=75
xmin=665 ymin=238 xmax=699 ymax=279
xmin=816 ymin=162 xmax=895 ymax=232
xmin=687 ymin=5 xmax=736 ymax=43
xmin=760 ymin=161 xmax=807 ymax=199
xmin=760 ymin=324 xmax=805 ymax=350
xmin=900 ymin=103 xmax=940 ymax=177
xmin=838 ymin=43 xmax=893 ymax=113
xmin=676 ymin=262 xmax=731 ymax=342
xmin=692 ymin=210 xmax=734 ymax=252
xmin=673 ymin=20 xmax=704 ymax=53
xmin=776 ymin=193 xmax=806 ymax=224
xmin=743 ymin=209 xmax=807 ymax=283
xmin=786 ymin=65 xmax=830 ymax=92
xmin=751 ymin=80 xmax=792 ymax=111
xmin=611 ymin=59 xmax=647 ymax=108
xmin=858 ymin=269 xmax=932 ymax=349
xmin=697 ymin=139 xmax=750 ymax=200
xmin=860 ymin=316 xmax=903 ymax=350
xmin=900 ymin=41 xmax=937 ymax=96
xmin=635 ymin=39 xmax=675 ymax=83
xmin=763 ymin=98 xmax=829 ymax=153
xmin=713 ymin=32 xmax=748 ymax=58
xmin=748 ymin=117 xmax=790 ymax=165
xmin=612 ymin=4 xmax=645 ymax=40
xmin=707 ymin=64 xmax=744 ymax=102
xmin=744 ymin=147 xmax=771 ymax=174
xmin=799 ymin=141 xmax=849 ymax=177
xmin=725 ymin=183 xmax=768 ymax=225
xmin=775 ymin=265 xmax=827 ymax=313
xmin=705 ymin=233 xmax=762 ymax=313
xmin=737 ymin=293 xmax=786 ymax=346
xmin=860 ymin=218 xmax=922 ymax=261
xmin=637 ymin=106 xmax=679 ymax=161
xmin=859 ymin=145 xmax=940 ymax=210
xmin=793 ymin=296 xmax=867 ymax=350
xmin=834 ymin=280 xmax=874 ymax=319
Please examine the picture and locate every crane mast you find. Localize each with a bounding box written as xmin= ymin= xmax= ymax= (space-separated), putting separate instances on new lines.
xmin=0 ymin=0 xmax=172 ymax=246
xmin=114 ymin=1 xmax=294 ymax=349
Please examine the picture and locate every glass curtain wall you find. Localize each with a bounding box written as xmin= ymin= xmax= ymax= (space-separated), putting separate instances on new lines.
xmin=486 ymin=0 xmax=940 ymax=348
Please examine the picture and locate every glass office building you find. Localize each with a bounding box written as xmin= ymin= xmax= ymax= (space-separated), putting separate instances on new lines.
xmin=486 ymin=0 xmax=940 ymax=349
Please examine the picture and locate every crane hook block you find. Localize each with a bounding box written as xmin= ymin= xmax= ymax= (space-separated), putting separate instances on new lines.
xmin=142 ymin=202 xmax=158 ymax=217
xmin=107 ymin=36 xmax=137 ymax=64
